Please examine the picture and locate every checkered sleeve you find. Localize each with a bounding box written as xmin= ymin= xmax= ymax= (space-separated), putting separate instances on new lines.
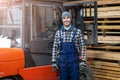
xmin=52 ymin=31 xmax=60 ymax=62
xmin=78 ymin=29 xmax=86 ymax=61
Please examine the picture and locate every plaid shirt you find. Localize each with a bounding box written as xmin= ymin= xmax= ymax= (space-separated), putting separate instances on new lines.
xmin=52 ymin=25 xmax=86 ymax=62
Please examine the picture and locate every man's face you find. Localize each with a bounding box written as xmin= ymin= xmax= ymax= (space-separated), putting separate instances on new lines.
xmin=62 ymin=16 xmax=71 ymax=27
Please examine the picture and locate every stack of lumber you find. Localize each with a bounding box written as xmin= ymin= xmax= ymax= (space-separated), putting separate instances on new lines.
xmin=87 ymin=0 xmax=120 ymax=79
xmin=87 ymin=45 xmax=120 ymax=80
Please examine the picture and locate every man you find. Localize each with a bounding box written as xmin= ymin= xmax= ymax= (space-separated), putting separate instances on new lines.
xmin=52 ymin=11 xmax=86 ymax=80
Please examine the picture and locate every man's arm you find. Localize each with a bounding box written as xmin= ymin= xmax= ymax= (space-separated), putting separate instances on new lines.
xmin=78 ymin=30 xmax=86 ymax=62
xmin=52 ymin=31 xmax=59 ymax=63
xmin=52 ymin=31 xmax=59 ymax=71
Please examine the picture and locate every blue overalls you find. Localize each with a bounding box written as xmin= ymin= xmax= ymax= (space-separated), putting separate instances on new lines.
xmin=58 ymin=29 xmax=79 ymax=80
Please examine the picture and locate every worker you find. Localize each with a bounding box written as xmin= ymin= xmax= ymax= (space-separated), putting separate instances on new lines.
xmin=52 ymin=11 xmax=86 ymax=80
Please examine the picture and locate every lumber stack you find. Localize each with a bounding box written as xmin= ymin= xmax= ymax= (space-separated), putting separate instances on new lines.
xmin=87 ymin=45 xmax=120 ymax=80
xmin=86 ymin=0 xmax=120 ymax=80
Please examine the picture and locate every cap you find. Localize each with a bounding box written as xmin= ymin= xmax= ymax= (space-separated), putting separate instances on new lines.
xmin=62 ymin=11 xmax=72 ymax=19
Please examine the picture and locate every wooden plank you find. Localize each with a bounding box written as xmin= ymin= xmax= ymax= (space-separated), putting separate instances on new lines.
xmin=92 ymin=65 xmax=120 ymax=72
xmin=98 ymin=11 xmax=120 ymax=18
xmin=87 ymin=50 xmax=120 ymax=60
xmin=84 ymin=20 xmax=120 ymax=23
xmin=98 ymin=25 xmax=120 ymax=30
xmin=90 ymin=61 xmax=120 ymax=67
xmin=85 ymin=36 xmax=120 ymax=41
xmin=98 ymin=0 xmax=120 ymax=5
xmin=98 ymin=20 xmax=120 ymax=23
xmin=93 ymin=69 xmax=120 ymax=76
xmin=85 ymin=35 xmax=120 ymax=43
xmin=94 ymin=69 xmax=120 ymax=74
xmin=98 ymin=41 xmax=120 ymax=44
xmin=98 ymin=32 xmax=120 ymax=35
xmin=86 ymin=11 xmax=120 ymax=18
xmin=98 ymin=36 xmax=120 ymax=41
xmin=64 ymin=0 xmax=120 ymax=6
xmin=94 ymin=74 xmax=120 ymax=80
xmin=98 ymin=6 xmax=120 ymax=12
xmin=87 ymin=46 xmax=120 ymax=50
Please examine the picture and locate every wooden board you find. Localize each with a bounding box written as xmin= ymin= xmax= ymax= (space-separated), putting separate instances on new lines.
xmin=64 ymin=0 xmax=120 ymax=6
xmin=87 ymin=50 xmax=120 ymax=60
xmin=98 ymin=0 xmax=120 ymax=5
xmin=98 ymin=25 xmax=120 ymax=30
xmin=98 ymin=11 xmax=120 ymax=18
xmin=84 ymin=20 xmax=120 ymax=24
xmin=87 ymin=46 xmax=120 ymax=50
xmin=98 ymin=36 xmax=120 ymax=44
xmin=84 ymin=35 xmax=120 ymax=43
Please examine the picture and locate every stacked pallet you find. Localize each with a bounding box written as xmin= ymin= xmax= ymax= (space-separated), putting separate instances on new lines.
xmin=86 ymin=0 xmax=120 ymax=80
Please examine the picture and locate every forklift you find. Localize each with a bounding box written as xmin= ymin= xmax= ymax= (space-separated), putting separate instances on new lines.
xmin=0 ymin=0 xmax=97 ymax=80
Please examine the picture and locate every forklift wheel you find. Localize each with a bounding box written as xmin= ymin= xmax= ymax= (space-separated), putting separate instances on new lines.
xmin=79 ymin=64 xmax=93 ymax=80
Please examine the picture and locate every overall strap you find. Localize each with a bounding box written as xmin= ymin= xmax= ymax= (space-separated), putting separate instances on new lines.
xmin=59 ymin=30 xmax=63 ymax=43
xmin=72 ymin=29 xmax=77 ymax=42
xmin=59 ymin=30 xmax=63 ymax=50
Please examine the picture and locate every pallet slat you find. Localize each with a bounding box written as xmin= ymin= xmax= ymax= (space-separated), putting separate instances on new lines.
xmin=87 ymin=50 xmax=120 ymax=60
xmin=94 ymin=74 xmax=120 ymax=80
xmin=98 ymin=36 xmax=120 ymax=44
xmin=85 ymin=20 xmax=120 ymax=23
xmin=87 ymin=46 xmax=120 ymax=50
xmin=64 ymin=0 xmax=120 ymax=5
xmin=98 ymin=0 xmax=120 ymax=5
xmin=89 ymin=61 xmax=120 ymax=67
xmin=98 ymin=25 xmax=120 ymax=30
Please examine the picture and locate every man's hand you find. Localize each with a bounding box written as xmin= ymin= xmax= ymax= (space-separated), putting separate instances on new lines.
xmin=79 ymin=61 xmax=86 ymax=67
xmin=52 ymin=62 xmax=59 ymax=72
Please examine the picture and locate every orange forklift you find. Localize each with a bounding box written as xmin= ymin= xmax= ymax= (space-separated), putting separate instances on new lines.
xmin=0 ymin=0 xmax=97 ymax=80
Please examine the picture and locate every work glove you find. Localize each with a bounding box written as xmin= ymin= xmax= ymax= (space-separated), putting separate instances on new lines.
xmin=79 ymin=60 xmax=86 ymax=67
xmin=52 ymin=62 xmax=59 ymax=72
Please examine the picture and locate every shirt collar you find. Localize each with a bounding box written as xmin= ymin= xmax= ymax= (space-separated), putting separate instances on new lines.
xmin=61 ymin=25 xmax=75 ymax=31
